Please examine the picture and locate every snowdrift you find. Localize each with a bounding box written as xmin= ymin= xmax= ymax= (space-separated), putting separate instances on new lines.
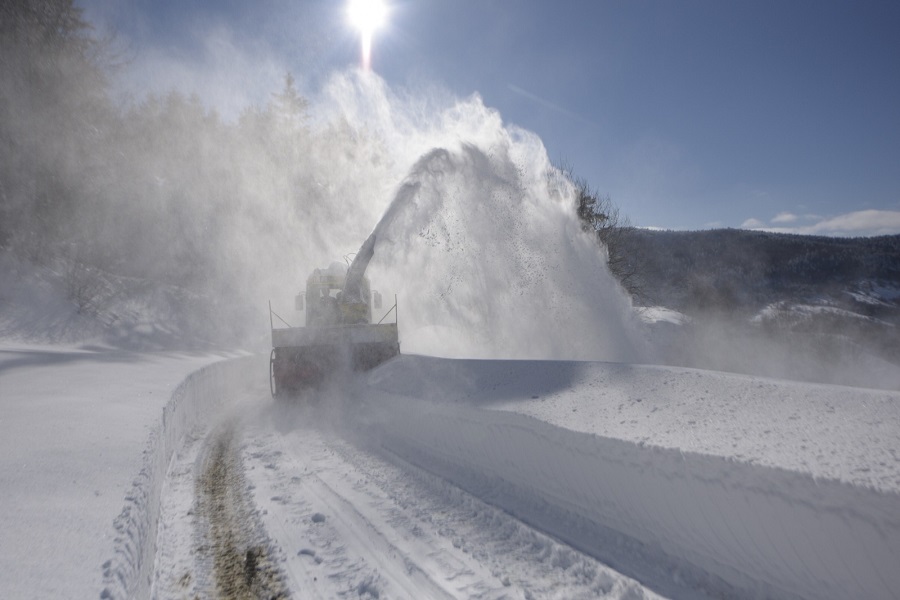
xmin=361 ymin=356 xmax=900 ymax=600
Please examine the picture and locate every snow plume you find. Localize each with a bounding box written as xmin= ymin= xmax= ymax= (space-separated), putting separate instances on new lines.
xmin=309 ymin=71 xmax=645 ymax=361
xmin=370 ymin=146 xmax=643 ymax=360
xmin=2 ymin=46 xmax=644 ymax=358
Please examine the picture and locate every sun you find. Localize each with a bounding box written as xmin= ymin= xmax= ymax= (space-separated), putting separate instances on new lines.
xmin=347 ymin=0 xmax=388 ymax=69
xmin=348 ymin=0 xmax=388 ymax=34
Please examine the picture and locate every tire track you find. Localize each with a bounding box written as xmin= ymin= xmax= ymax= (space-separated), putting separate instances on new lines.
xmin=243 ymin=416 xmax=661 ymax=600
xmin=195 ymin=424 xmax=290 ymax=600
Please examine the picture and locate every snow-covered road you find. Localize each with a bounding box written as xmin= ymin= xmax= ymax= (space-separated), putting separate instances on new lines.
xmin=152 ymin=385 xmax=666 ymax=599
xmin=149 ymin=356 xmax=899 ymax=600
xmin=244 ymin=402 xmax=663 ymax=599
xmin=2 ymin=346 xmax=899 ymax=599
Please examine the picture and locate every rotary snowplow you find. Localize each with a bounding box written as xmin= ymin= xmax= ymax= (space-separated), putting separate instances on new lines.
xmin=268 ymin=236 xmax=399 ymax=396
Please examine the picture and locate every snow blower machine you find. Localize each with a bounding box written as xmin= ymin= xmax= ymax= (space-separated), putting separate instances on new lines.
xmin=268 ymin=237 xmax=399 ymax=397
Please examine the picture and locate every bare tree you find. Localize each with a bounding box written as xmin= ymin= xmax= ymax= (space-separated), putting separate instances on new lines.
xmin=559 ymin=165 xmax=643 ymax=301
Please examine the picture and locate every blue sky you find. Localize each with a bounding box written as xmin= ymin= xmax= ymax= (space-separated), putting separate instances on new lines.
xmin=80 ymin=0 xmax=900 ymax=236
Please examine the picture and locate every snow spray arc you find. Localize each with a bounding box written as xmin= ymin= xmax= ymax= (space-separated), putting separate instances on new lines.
xmin=359 ymin=143 xmax=647 ymax=362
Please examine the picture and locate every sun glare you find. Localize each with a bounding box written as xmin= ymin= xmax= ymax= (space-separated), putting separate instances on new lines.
xmin=347 ymin=0 xmax=388 ymax=69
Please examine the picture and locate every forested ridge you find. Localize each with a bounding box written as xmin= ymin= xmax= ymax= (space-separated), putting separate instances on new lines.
xmin=623 ymin=229 xmax=900 ymax=314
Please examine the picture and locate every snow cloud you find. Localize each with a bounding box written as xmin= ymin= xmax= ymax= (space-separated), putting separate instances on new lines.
xmin=115 ymin=25 xmax=286 ymax=119
xmin=742 ymin=209 xmax=900 ymax=237
xmin=315 ymin=72 xmax=647 ymax=362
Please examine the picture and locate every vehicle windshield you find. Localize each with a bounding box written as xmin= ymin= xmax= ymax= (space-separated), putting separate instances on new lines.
xmin=306 ymin=284 xmax=342 ymax=326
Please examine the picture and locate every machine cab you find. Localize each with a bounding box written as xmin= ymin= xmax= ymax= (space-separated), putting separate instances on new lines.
xmin=296 ymin=262 xmax=373 ymax=327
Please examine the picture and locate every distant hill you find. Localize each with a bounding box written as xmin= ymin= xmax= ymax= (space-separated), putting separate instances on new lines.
xmin=624 ymin=229 xmax=900 ymax=316
xmin=621 ymin=229 xmax=900 ymax=388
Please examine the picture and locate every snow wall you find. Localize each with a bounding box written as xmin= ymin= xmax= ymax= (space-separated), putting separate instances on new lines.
xmin=100 ymin=354 xmax=265 ymax=600
xmin=361 ymin=358 xmax=900 ymax=600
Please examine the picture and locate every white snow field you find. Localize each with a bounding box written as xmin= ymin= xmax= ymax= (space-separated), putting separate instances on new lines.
xmin=1 ymin=346 xmax=898 ymax=599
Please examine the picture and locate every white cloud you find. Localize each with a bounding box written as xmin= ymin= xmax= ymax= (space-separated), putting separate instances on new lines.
xmin=771 ymin=212 xmax=798 ymax=224
xmin=805 ymin=210 xmax=900 ymax=236
xmin=742 ymin=209 xmax=900 ymax=237
xmin=740 ymin=217 xmax=766 ymax=229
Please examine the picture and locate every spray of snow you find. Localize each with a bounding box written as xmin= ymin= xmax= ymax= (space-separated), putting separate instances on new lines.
xmin=276 ymin=70 xmax=647 ymax=361
xmin=1 ymin=63 xmax=644 ymax=362
xmin=365 ymin=144 xmax=643 ymax=361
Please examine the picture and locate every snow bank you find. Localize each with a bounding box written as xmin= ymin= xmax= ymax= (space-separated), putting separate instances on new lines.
xmin=0 ymin=345 xmax=236 ymax=600
xmin=361 ymin=356 xmax=900 ymax=600
xmin=100 ymin=354 xmax=264 ymax=600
